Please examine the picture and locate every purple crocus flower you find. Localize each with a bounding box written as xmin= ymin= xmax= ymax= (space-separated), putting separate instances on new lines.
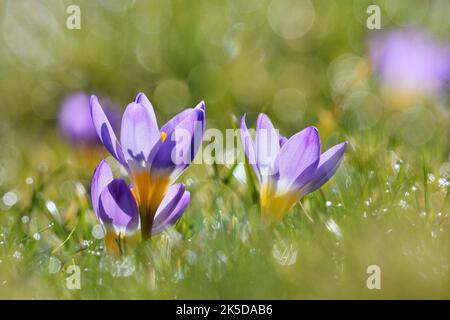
xmin=90 ymin=92 xmax=205 ymax=240
xmin=368 ymin=28 xmax=450 ymax=103
xmin=58 ymin=92 xmax=118 ymax=146
xmin=240 ymin=113 xmax=347 ymax=221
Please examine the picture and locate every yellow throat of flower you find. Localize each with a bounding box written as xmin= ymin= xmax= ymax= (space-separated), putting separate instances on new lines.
xmin=260 ymin=184 xmax=300 ymax=222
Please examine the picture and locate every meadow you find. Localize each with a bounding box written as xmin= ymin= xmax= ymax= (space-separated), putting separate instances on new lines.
xmin=0 ymin=0 xmax=450 ymax=299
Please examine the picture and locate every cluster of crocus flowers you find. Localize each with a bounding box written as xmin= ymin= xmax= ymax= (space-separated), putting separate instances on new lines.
xmin=368 ymin=28 xmax=450 ymax=107
xmin=90 ymin=92 xmax=205 ymax=245
xmin=240 ymin=113 xmax=347 ymax=222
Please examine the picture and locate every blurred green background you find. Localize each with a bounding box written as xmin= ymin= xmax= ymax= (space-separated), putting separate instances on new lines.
xmin=1 ymin=0 xmax=450 ymax=299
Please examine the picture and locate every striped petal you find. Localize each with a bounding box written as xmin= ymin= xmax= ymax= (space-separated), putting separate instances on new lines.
xmin=91 ymin=160 xmax=114 ymax=219
xmin=120 ymin=97 xmax=160 ymax=165
xmin=301 ymin=141 xmax=348 ymax=195
xmin=277 ymin=126 xmax=321 ymax=193
xmin=98 ymin=179 xmax=139 ymax=235
xmin=90 ymin=95 xmax=126 ymax=167
xmin=255 ymin=113 xmax=280 ymax=177
xmin=239 ymin=114 xmax=261 ymax=182
xmin=152 ymin=183 xmax=190 ymax=234
xmin=151 ymin=104 xmax=205 ymax=182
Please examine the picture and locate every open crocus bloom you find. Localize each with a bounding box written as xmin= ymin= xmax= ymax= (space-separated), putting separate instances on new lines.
xmin=90 ymin=92 xmax=205 ymax=240
xmin=240 ymin=113 xmax=347 ymax=221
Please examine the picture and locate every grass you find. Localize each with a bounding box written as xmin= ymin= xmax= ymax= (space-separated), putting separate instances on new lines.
xmin=1 ymin=124 xmax=450 ymax=299
xmin=1 ymin=0 xmax=450 ymax=300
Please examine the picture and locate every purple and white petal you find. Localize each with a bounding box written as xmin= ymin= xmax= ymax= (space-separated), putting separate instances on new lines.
xmin=120 ymin=101 xmax=160 ymax=165
xmin=152 ymin=183 xmax=186 ymax=233
xmin=90 ymin=95 xmax=126 ymax=167
xmin=151 ymin=107 xmax=205 ymax=182
xmin=277 ymin=126 xmax=321 ymax=193
xmin=255 ymin=113 xmax=280 ymax=176
xmin=91 ymin=160 xmax=114 ymax=219
xmin=152 ymin=185 xmax=190 ymax=235
xmin=301 ymin=142 xmax=348 ymax=195
xmin=239 ymin=114 xmax=261 ymax=182
xmin=98 ymin=179 xmax=139 ymax=234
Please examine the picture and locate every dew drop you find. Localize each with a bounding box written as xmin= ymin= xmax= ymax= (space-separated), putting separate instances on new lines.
xmin=91 ymin=224 xmax=106 ymax=239
xmin=272 ymin=241 xmax=298 ymax=266
xmin=3 ymin=191 xmax=18 ymax=207
xmin=325 ymin=219 xmax=343 ymax=239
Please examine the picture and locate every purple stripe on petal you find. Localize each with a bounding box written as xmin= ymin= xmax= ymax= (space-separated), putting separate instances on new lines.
xmin=90 ymin=95 xmax=126 ymax=167
xmin=255 ymin=113 xmax=280 ymax=176
xmin=152 ymin=183 xmax=186 ymax=232
xmin=239 ymin=114 xmax=261 ymax=182
xmin=152 ymin=188 xmax=190 ymax=235
xmin=160 ymin=108 xmax=197 ymax=136
xmin=98 ymin=179 xmax=139 ymax=234
xmin=151 ymin=108 xmax=204 ymax=180
xmin=279 ymin=135 xmax=288 ymax=147
xmin=91 ymin=160 xmax=113 ymax=219
xmin=120 ymin=101 xmax=160 ymax=164
xmin=135 ymin=92 xmax=158 ymax=125
xmin=278 ymin=126 xmax=321 ymax=192
xmin=301 ymin=142 xmax=348 ymax=195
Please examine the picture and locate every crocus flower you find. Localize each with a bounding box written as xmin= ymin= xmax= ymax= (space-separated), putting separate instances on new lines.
xmin=240 ymin=113 xmax=347 ymax=221
xmin=90 ymin=92 xmax=205 ymax=241
xmin=368 ymin=28 xmax=450 ymax=105
xmin=58 ymin=92 xmax=118 ymax=147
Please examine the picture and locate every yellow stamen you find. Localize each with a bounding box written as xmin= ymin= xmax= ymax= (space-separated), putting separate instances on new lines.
xmin=160 ymin=131 xmax=167 ymax=142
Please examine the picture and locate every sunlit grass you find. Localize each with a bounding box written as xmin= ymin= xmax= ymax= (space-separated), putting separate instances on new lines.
xmin=1 ymin=129 xmax=449 ymax=299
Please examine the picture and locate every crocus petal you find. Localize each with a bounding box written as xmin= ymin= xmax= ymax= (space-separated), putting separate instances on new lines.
xmin=120 ymin=100 xmax=160 ymax=164
xmin=90 ymin=95 xmax=126 ymax=167
xmin=98 ymin=178 xmax=139 ymax=234
xmin=279 ymin=135 xmax=288 ymax=147
xmin=91 ymin=160 xmax=114 ymax=219
xmin=255 ymin=113 xmax=280 ymax=176
xmin=152 ymin=184 xmax=190 ymax=235
xmin=135 ymin=92 xmax=158 ymax=124
xmin=152 ymin=183 xmax=185 ymax=232
xmin=301 ymin=142 xmax=348 ymax=195
xmin=239 ymin=114 xmax=261 ymax=182
xmin=160 ymin=101 xmax=205 ymax=137
xmin=151 ymin=107 xmax=205 ymax=182
xmin=277 ymin=126 xmax=321 ymax=192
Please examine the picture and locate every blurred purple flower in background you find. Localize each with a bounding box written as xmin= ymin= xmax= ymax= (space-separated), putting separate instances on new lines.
xmin=58 ymin=92 xmax=119 ymax=147
xmin=368 ymin=28 xmax=450 ymax=105
xmin=240 ymin=113 xmax=347 ymax=222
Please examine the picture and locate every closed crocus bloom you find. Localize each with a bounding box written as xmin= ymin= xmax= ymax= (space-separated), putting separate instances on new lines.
xmin=240 ymin=113 xmax=347 ymax=222
xmin=368 ymin=29 xmax=450 ymax=106
xmin=58 ymin=92 xmax=118 ymax=147
xmin=90 ymin=92 xmax=204 ymax=241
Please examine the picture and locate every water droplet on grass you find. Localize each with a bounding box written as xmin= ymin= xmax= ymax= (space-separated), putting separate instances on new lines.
xmin=33 ymin=233 xmax=40 ymax=240
xmin=272 ymin=241 xmax=298 ymax=266
xmin=3 ymin=191 xmax=18 ymax=207
xmin=91 ymin=224 xmax=106 ymax=239
xmin=13 ymin=251 xmax=22 ymax=260
xmin=21 ymin=216 xmax=30 ymax=224
xmin=325 ymin=219 xmax=343 ymax=239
